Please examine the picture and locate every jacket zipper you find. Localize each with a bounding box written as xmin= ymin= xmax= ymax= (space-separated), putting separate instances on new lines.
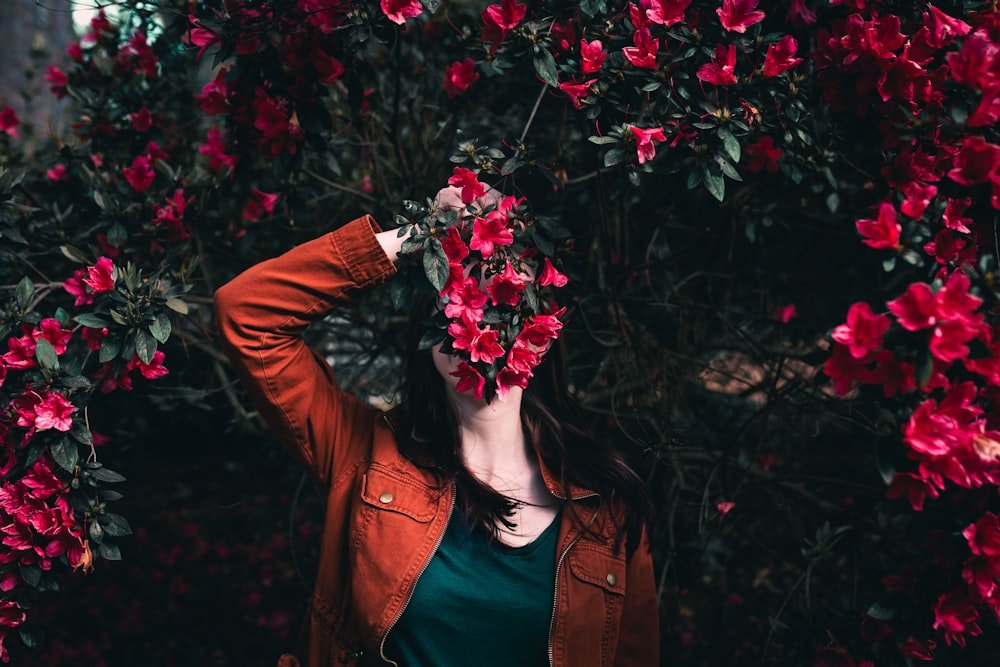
xmin=547 ymin=492 xmax=599 ymax=667
xmin=378 ymin=483 xmax=456 ymax=666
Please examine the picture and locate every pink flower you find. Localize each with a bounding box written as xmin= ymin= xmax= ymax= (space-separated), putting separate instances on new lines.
xmin=948 ymin=135 xmax=1000 ymax=186
xmin=900 ymin=182 xmax=937 ymax=220
xmin=450 ymin=362 xmax=485 ymax=400
xmin=831 ymin=302 xmax=889 ymax=359
xmin=242 ymin=188 xmax=280 ymax=222
xmin=716 ymin=501 xmax=736 ymax=517
xmin=487 ymin=260 xmax=528 ymax=306
xmin=538 ymin=257 xmax=568 ymax=287
xmin=645 ymin=0 xmax=691 ymax=27
xmin=717 ymin=0 xmax=765 ymax=33
xmin=963 ymin=512 xmax=1000 ymax=557
xmin=448 ymin=167 xmax=487 ymax=205
xmin=924 ymin=229 xmax=968 ymax=266
xmin=580 ymin=40 xmax=606 ymax=74
xmin=200 ymin=125 xmax=237 ymax=174
xmin=762 ymin=36 xmax=802 ymax=77
xmin=870 ymin=349 xmax=915 ymax=397
xmin=313 ymin=49 xmax=345 ymax=84
xmin=943 ymin=197 xmax=972 ymax=233
xmin=946 ymin=29 xmax=1000 ymax=91
xmin=83 ymin=257 xmax=116 ymax=294
xmin=520 ymin=308 xmax=566 ymax=347
xmin=623 ymin=28 xmax=659 ymax=69
xmin=380 ymin=0 xmax=423 ymax=24
xmin=45 ymin=65 xmax=68 ymax=99
xmin=440 ymin=227 xmax=470 ymax=266
xmin=252 ymin=89 xmax=304 ymax=157
xmin=786 ymin=0 xmax=816 ymax=27
xmin=188 ymin=15 xmax=221 ymax=60
xmin=443 ymin=59 xmax=479 ymax=99
xmin=933 ymin=591 xmax=982 ymax=647
xmin=130 ymin=350 xmax=169 ymax=379
xmin=558 ymin=79 xmax=597 ymax=109
xmin=507 ymin=336 xmax=541 ymax=374
xmin=123 ymin=155 xmax=155 ymax=192
xmin=2 ymin=336 xmax=36 ymax=370
xmin=925 ymin=6 xmax=971 ymax=49
xmin=629 ymin=125 xmax=666 ymax=165
xmin=0 ymin=107 xmax=19 ymax=138
xmin=746 ymin=136 xmax=783 ymax=173
xmin=697 ymin=44 xmax=737 ymax=86
xmin=771 ymin=303 xmax=797 ymax=323
xmin=34 ymin=319 xmax=72 ymax=355
xmin=443 ymin=275 xmax=488 ymax=321
xmin=470 ymin=212 xmax=514 ymax=258
xmin=448 ymin=313 xmax=504 ymax=364
xmin=46 ymin=164 xmax=67 ymax=181
xmin=197 ymin=67 xmax=230 ymax=116
xmin=130 ymin=107 xmax=152 ymax=132
xmin=483 ymin=0 xmax=526 ymax=31
xmin=823 ymin=343 xmax=872 ymax=396
xmin=495 ymin=366 xmax=531 ymax=402
xmin=33 ymin=392 xmax=75 ymax=432
xmin=855 ymin=202 xmax=900 ymax=250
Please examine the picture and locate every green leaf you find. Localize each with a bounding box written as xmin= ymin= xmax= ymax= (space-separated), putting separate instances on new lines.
xmin=51 ymin=437 xmax=79 ymax=473
xmin=417 ymin=327 xmax=447 ymax=351
xmin=866 ymin=601 xmax=896 ymax=621
xmin=389 ymin=279 xmax=414 ymax=312
xmin=165 ymin=298 xmax=189 ymax=315
xmin=718 ymin=127 xmax=741 ymax=164
xmin=533 ymin=50 xmax=559 ymax=88
xmin=74 ymin=313 xmax=110 ymax=328
xmin=15 ymin=276 xmax=33 ymax=309
xmin=35 ymin=337 xmax=59 ymax=373
xmin=89 ymin=466 xmax=126 ymax=483
xmin=99 ymin=334 xmax=122 ymax=363
xmin=93 ymin=190 xmax=107 ymax=210
xmin=588 ymin=136 xmax=618 ymax=145
xmin=579 ymin=0 xmax=605 ymax=17
xmin=149 ymin=313 xmax=171 ymax=344
xmin=716 ymin=155 xmax=743 ymax=182
xmin=422 ymin=238 xmax=450 ymax=293
xmin=135 ymin=328 xmax=157 ymax=365
xmin=98 ymin=513 xmax=132 ymax=537
xmin=603 ymin=147 xmax=630 ymax=167
xmin=97 ymin=542 xmax=122 ymax=560
xmin=17 ymin=623 xmax=43 ymax=649
xmin=106 ymin=223 xmax=127 ymax=248
xmin=59 ymin=375 xmax=92 ymax=390
xmin=915 ymin=348 xmax=933 ymax=389
xmin=71 ymin=422 xmax=93 ymax=446
xmin=686 ymin=169 xmax=703 ymax=190
xmin=20 ymin=563 xmax=41 ymax=588
xmin=704 ymin=170 xmax=725 ymax=202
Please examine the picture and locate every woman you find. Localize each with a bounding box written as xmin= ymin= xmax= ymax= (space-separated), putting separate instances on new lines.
xmin=214 ymin=190 xmax=660 ymax=667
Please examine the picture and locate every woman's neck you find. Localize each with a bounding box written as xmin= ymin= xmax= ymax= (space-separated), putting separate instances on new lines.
xmin=449 ymin=387 xmax=533 ymax=478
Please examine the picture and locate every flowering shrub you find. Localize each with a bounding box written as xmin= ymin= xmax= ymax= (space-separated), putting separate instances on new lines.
xmin=2 ymin=0 xmax=1000 ymax=664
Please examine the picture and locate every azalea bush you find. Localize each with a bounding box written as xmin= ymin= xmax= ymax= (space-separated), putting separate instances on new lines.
xmin=2 ymin=0 xmax=1000 ymax=664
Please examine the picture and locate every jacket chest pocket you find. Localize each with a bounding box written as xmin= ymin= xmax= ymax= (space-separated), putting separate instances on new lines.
xmin=565 ymin=546 xmax=627 ymax=666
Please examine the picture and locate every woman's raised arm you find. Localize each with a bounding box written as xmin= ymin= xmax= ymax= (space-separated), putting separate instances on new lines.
xmin=214 ymin=215 xmax=396 ymax=488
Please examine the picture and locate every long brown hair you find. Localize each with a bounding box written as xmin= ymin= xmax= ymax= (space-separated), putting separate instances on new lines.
xmin=390 ymin=297 xmax=654 ymax=555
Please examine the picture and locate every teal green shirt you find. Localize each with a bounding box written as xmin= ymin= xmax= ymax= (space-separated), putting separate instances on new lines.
xmin=384 ymin=509 xmax=561 ymax=666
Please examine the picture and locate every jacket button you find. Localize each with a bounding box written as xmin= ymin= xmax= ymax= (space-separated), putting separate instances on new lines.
xmin=378 ymin=492 xmax=394 ymax=504
xmin=606 ymin=573 xmax=617 ymax=587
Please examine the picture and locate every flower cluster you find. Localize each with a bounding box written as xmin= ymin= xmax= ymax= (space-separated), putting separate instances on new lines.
xmin=397 ymin=166 xmax=569 ymax=403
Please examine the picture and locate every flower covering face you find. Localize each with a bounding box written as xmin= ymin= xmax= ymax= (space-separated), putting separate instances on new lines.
xmin=398 ymin=170 xmax=570 ymax=403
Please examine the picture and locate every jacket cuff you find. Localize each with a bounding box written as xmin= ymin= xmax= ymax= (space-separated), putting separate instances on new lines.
xmin=328 ymin=214 xmax=396 ymax=288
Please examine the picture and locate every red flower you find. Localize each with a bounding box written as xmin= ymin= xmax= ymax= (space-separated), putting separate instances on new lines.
xmin=538 ymin=257 xmax=568 ymax=287
xmin=252 ymin=90 xmax=304 ymax=157
xmin=969 ymin=87 xmax=1000 ymax=128
xmin=645 ymin=0 xmax=691 ymax=27
xmin=717 ymin=0 xmax=765 ymax=34
xmin=900 ymin=182 xmax=937 ymax=219
xmin=964 ymin=512 xmax=1000 ymax=557
xmin=929 ymin=318 xmax=980 ymax=363
xmin=130 ymin=350 xmax=169 ymax=379
xmin=943 ymin=197 xmax=972 ymax=233
xmin=443 ymin=58 xmax=479 ymax=99
xmin=448 ymin=167 xmax=487 ymax=205
xmin=2 ymin=336 xmax=36 ymax=370
xmin=580 ymin=40 xmax=606 ymax=74
xmin=487 ymin=260 xmax=528 ymax=306
xmin=786 ymin=0 xmax=816 ymax=27
xmin=242 ymin=188 xmax=280 ymax=222
xmin=520 ymin=308 xmax=566 ymax=347
xmin=831 ymin=302 xmax=889 ymax=359
xmin=199 ymin=126 xmax=237 ymax=174
xmin=33 ymin=392 xmax=75 ymax=432
xmin=946 ymin=29 xmax=1000 ymax=91
xmin=495 ymin=366 xmax=531 ymax=402
xmin=443 ymin=275 xmax=488 ymax=321
xmin=558 ymin=79 xmax=597 ymax=109
xmin=34 ymin=319 xmax=72 ymax=355
xmin=123 ymin=155 xmax=155 ymax=192
xmin=312 ymin=49 xmax=345 ymax=84
xmin=46 ymin=164 xmax=67 ymax=181
xmin=855 ymin=202 xmax=900 ymax=250
xmin=0 ymin=107 xmax=19 ymax=138
xmin=188 ymin=15 xmax=221 ymax=60
xmin=746 ymin=136 xmax=783 ymax=173
xmin=925 ymin=6 xmax=971 ymax=49
xmin=440 ymin=227 xmax=470 ymax=266
xmin=948 ymin=135 xmax=1000 ymax=186
xmin=45 ymin=65 xmax=68 ymax=99
xmin=622 ymin=28 xmax=659 ymax=69
xmin=197 ymin=67 xmax=230 ymax=116
xmin=380 ymin=0 xmax=423 ymax=24
xmin=933 ymin=590 xmax=982 ymax=647
xmin=823 ymin=343 xmax=872 ymax=396
xmin=870 ymin=349 xmax=915 ymax=397
xmin=450 ymin=362 xmax=485 ymax=400
xmin=697 ymin=44 xmax=737 ymax=86
xmin=629 ymin=125 xmax=666 ymax=165
xmin=130 ymin=107 xmax=152 ymax=132
xmin=448 ymin=313 xmax=504 ymax=364
xmin=63 ymin=268 xmax=91 ymax=307
xmin=470 ymin=211 xmax=514 ymax=258
xmin=83 ymin=257 xmax=116 ymax=294
xmin=507 ymin=336 xmax=541 ymax=374
xmin=924 ymin=229 xmax=968 ymax=265
xmin=483 ymin=0 xmax=526 ymax=31
xmin=763 ymin=36 xmax=802 ymax=77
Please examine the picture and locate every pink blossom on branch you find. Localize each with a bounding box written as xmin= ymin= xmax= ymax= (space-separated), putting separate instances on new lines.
xmin=0 ymin=107 xmax=19 ymax=138
xmin=785 ymin=0 xmax=816 ymax=27
xmin=622 ymin=28 xmax=659 ymax=69
xmin=483 ymin=0 xmax=526 ymax=31
xmin=717 ymin=0 xmax=765 ymax=34
xmin=443 ymin=58 xmax=479 ymax=99
xmin=947 ymin=135 xmax=1000 ymax=186
xmin=470 ymin=211 xmax=514 ymax=257
xmin=746 ymin=136 xmax=782 ymax=173
xmin=855 ymin=201 xmax=900 ymax=250
xmin=697 ymin=44 xmax=737 ymax=86
xmin=33 ymin=392 xmax=75 ymax=432
xmin=645 ymin=0 xmax=691 ymax=27
xmin=629 ymin=125 xmax=666 ymax=164
xmin=933 ymin=590 xmax=982 ymax=647
xmin=558 ymin=79 xmax=597 ymax=109
xmin=83 ymin=257 xmax=116 ymax=294
xmin=579 ymin=39 xmax=606 ymax=74
xmin=123 ymin=155 xmax=155 ymax=192
xmin=380 ymin=0 xmax=423 ymax=24
xmin=447 ymin=167 xmax=486 ymax=204
xmin=831 ymin=302 xmax=889 ymax=359
xmin=762 ymin=36 xmax=802 ymax=77
xmin=450 ymin=362 xmax=485 ymax=400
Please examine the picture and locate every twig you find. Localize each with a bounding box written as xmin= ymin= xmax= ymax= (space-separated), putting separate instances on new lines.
xmin=518 ymin=83 xmax=548 ymax=145
xmin=302 ymin=167 xmax=378 ymax=203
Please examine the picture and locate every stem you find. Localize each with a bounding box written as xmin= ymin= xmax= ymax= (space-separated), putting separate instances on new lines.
xmin=518 ymin=83 xmax=548 ymax=145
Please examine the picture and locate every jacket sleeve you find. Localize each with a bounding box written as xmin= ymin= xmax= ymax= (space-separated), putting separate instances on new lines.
xmin=214 ymin=215 xmax=396 ymax=488
xmin=616 ymin=529 xmax=660 ymax=666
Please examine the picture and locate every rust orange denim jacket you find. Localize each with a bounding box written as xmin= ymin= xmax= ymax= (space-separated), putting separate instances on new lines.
xmin=215 ymin=216 xmax=661 ymax=667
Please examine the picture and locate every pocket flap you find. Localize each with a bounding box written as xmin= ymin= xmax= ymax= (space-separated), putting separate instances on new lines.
xmin=568 ymin=546 xmax=627 ymax=596
xmin=360 ymin=465 xmax=438 ymax=522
